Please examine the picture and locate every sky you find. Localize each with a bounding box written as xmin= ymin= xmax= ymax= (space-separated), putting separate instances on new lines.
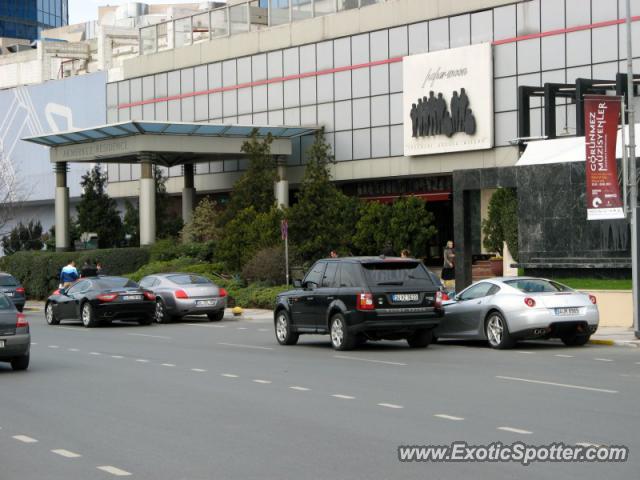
xmin=68 ymin=0 xmax=212 ymax=24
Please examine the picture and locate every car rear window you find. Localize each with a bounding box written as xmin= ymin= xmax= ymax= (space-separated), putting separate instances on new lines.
xmin=0 ymin=275 xmax=18 ymax=287
xmin=168 ymin=275 xmax=211 ymax=285
xmin=504 ymin=279 xmax=573 ymax=293
xmin=362 ymin=262 xmax=435 ymax=287
xmin=0 ymin=295 xmax=12 ymax=309
xmin=95 ymin=277 xmax=139 ymax=289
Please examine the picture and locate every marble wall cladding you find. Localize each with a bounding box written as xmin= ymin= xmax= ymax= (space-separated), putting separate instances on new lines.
xmin=469 ymin=190 xmax=482 ymax=255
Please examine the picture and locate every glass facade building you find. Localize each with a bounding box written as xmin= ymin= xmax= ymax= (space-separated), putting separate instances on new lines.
xmin=0 ymin=0 xmax=68 ymax=40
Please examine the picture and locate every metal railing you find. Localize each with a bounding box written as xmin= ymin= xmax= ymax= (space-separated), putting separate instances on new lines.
xmin=139 ymin=0 xmax=386 ymax=55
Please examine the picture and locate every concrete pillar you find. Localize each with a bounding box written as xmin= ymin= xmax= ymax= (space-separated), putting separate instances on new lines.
xmin=139 ymin=155 xmax=156 ymax=246
xmin=275 ymin=156 xmax=289 ymax=208
xmin=54 ymin=163 xmax=70 ymax=251
xmin=182 ymin=163 xmax=196 ymax=224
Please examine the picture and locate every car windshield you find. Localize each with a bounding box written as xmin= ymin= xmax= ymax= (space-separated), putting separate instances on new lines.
xmin=0 ymin=275 xmax=18 ymax=287
xmin=0 ymin=295 xmax=12 ymax=309
xmin=94 ymin=277 xmax=139 ymax=289
xmin=362 ymin=261 xmax=435 ymax=287
xmin=168 ymin=275 xmax=211 ymax=285
xmin=504 ymin=279 xmax=573 ymax=293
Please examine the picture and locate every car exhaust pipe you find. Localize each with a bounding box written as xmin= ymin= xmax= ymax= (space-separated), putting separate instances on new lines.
xmin=533 ymin=328 xmax=546 ymax=336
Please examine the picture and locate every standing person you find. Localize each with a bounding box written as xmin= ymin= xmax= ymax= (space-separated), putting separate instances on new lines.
xmin=441 ymin=241 xmax=456 ymax=290
xmin=80 ymin=260 xmax=97 ymax=278
xmin=59 ymin=260 xmax=79 ymax=288
xmin=400 ymin=249 xmax=410 ymax=258
xmin=96 ymin=261 xmax=103 ymax=275
xmin=329 ymin=250 xmax=339 ymax=259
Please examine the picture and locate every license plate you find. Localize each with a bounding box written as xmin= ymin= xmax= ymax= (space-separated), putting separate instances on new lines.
xmin=555 ymin=307 xmax=581 ymax=316
xmin=196 ymin=299 xmax=217 ymax=306
xmin=122 ymin=295 xmax=142 ymax=301
xmin=4 ymin=292 xmax=13 ymax=297
xmin=0 ymin=340 xmax=4 ymax=348
xmin=391 ymin=293 xmax=419 ymax=302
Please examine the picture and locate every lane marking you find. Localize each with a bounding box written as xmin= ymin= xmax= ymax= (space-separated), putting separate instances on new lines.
xmin=498 ymin=426 xmax=533 ymax=435
xmin=97 ymin=466 xmax=132 ymax=476
xmin=237 ymin=327 xmax=248 ymax=330
xmin=515 ymin=351 xmax=535 ymax=354
xmin=186 ymin=323 xmax=226 ymax=328
xmin=594 ymin=358 xmax=614 ymax=362
xmin=191 ymin=368 xmax=207 ymax=373
xmin=13 ymin=435 xmax=38 ymax=443
xmin=221 ymin=373 xmax=238 ymax=378
xmin=127 ymin=333 xmax=171 ymax=340
xmin=135 ymin=359 xmax=149 ymax=363
xmin=68 ymin=348 xmax=79 ymax=352
xmin=496 ymin=376 xmax=618 ymax=394
xmin=378 ymin=403 xmax=403 ymax=409
xmin=111 ymin=355 xmax=124 ymax=359
xmin=576 ymin=442 xmax=602 ymax=447
xmin=48 ymin=345 xmax=59 ymax=349
xmin=332 ymin=394 xmax=355 ymax=400
xmin=161 ymin=363 xmax=176 ymax=367
xmin=289 ymin=386 xmax=310 ymax=391
xmin=253 ymin=379 xmax=272 ymax=384
xmin=31 ymin=342 xmax=37 ymax=346
xmin=89 ymin=352 xmax=101 ymax=356
xmin=434 ymin=414 xmax=465 ymax=421
xmin=333 ymin=355 xmax=407 ymax=366
xmin=218 ymin=342 xmax=273 ymax=351
xmin=51 ymin=449 xmax=82 ymax=458
xmin=554 ymin=354 xmax=574 ymax=358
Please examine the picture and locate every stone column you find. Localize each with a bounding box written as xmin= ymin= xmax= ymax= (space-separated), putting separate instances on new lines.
xmin=275 ymin=156 xmax=289 ymax=209
xmin=182 ymin=163 xmax=196 ymax=224
xmin=139 ymin=154 xmax=156 ymax=246
xmin=54 ymin=162 xmax=70 ymax=251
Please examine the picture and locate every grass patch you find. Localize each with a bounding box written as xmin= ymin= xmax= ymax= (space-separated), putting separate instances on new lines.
xmin=554 ymin=278 xmax=632 ymax=291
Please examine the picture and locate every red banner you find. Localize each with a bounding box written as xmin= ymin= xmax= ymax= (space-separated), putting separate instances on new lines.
xmin=584 ymin=95 xmax=625 ymax=220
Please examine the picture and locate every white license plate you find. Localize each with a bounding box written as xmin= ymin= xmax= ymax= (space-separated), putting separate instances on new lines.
xmin=0 ymin=340 xmax=4 ymax=348
xmin=196 ymin=299 xmax=217 ymax=306
xmin=391 ymin=294 xmax=419 ymax=302
xmin=122 ymin=295 xmax=142 ymax=301
xmin=4 ymin=292 xmax=13 ymax=297
xmin=555 ymin=307 xmax=581 ymax=316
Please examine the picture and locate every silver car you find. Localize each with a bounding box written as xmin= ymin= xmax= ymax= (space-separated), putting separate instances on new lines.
xmin=434 ymin=277 xmax=599 ymax=349
xmin=139 ymin=273 xmax=227 ymax=323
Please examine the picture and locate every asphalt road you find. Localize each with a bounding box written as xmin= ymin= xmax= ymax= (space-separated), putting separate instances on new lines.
xmin=1 ymin=310 xmax=639 ymax=480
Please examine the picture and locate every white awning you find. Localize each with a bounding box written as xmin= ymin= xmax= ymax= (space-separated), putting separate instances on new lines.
xmin=516 ymin=124 xmax=640 ymax=166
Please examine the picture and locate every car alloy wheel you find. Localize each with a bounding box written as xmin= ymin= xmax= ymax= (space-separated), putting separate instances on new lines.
xmin=331 ymin=317 xmax=345 ymax=348
xmin=276 ymin=314 xmax=288 ymax=342
xmin=45 ymin=303 xmax=58 ymax=325
xmin=155 ymin=299 xmax=166 ymax=323
xmin=486 ymin=314 xmax=504 ymax=346
xmin=82 ymin=303 xmax=95 ymax=328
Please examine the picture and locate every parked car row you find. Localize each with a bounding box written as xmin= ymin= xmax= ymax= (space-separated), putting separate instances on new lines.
xmin=274 ymin=257 xmax=600 ymax=351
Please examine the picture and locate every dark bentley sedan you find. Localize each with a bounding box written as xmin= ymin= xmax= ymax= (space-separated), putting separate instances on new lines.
xmin=45 ymin=276 xmax=155 ymax=328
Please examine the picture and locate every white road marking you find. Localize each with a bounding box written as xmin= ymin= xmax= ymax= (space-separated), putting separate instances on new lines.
xmin=253 ymin=379 xmax=272 ymax=384
xmin=191 ymin=368 xmax=207 ymax=373
xmin=594 ymin=358 xmax=614 ymax=362
xmin=51 ymin=449 xmax=82 ymax=458
xmin=135 ymin=359 xmax=149 ymax=363
xmin=237 ymin=327 xmax=248 ymax=330
xmin=96 ymin=466 xmax=132 ymax=476
xmin=289 ymin=386 xmax=310 ymax=391
xmin=30 ymin=342 xmax=37 ymax=345
xmin=13 ymin=435 xmax=38 ymax=443
xmin=68 ymin=348 xmax=79 ymax=352
xmin=111 ymin=355 xmax=123 ymax=359
xmin=333 ymin=355 xmax=407 ymax=366
xmin=221 ymin=373 xmax=238 ymax=378
xmin=498 ymin=427 xmax=532 ymax=435
xmin=161 ymin=363 xmax=176 ymax=367
xmin=515 ymin=351 xmax=535 ymax=354
xmin=496 ymin=376 xmax=618 ymax=394
xmin=89 ymin=352 xmax=101 ymax=356
xmin=636 ymin=362 xmax=640 ymax=365
xmin=434 ymin=414 xmax=464 ymax=421
xmin=332 ymin=394 xmax=355 ymax=400
xmin=554 ymin=354 xmax=574 ymax=358
xmin=576 ymin=442 xmax=602 ymax=448
xmin=186 ymin=323 xmax=225 ymax=328
xmin=48 ymin=345 xmax=59 ymax=349
xmin=127 ymin=333 xmax=171 ymax=340
xmin=218 ymin=342 xmax=273 ymax=351
xmin=378 ymin=403 xmax=403 ymax=409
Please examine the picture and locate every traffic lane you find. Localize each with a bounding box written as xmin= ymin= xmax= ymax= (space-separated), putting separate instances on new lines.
xmin=1 ymin=343 xmax=629 ymax=480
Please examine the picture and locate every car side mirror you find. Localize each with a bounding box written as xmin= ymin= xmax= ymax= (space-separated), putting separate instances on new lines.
xmin=454 ymin=294 xmax=461 ymax=301
xmin=293 ymin=279 xmax=302 ymax=288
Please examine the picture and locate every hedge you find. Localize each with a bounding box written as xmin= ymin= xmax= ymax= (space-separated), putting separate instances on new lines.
xmin=0 ymin=247 xmax=150 ymax=299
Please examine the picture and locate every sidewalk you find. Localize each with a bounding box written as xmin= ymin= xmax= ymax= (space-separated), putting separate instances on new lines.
xmin=590 ymin=326 xmax=640 ymax=347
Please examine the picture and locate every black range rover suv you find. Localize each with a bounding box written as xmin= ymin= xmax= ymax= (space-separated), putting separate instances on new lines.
xmin=274 ymin=257 xmax=444 ymax=350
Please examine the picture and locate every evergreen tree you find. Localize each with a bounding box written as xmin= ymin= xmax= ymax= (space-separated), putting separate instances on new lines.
xmin=181 ymin=197 xmax=220 ymax=243
xmin=1 ymin=220 xmax=44 ymax=255
xmin=154 ymin=166 xmax=183 ymax=239
xmin=388 ymin=196 xmax=438 ymax=258
xmin=76 ymin=165 xmax=124 ymax=248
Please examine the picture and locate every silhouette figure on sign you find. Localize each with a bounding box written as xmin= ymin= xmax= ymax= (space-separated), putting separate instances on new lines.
xmin=410 ymin=103 xmax=418 ymax=137
xmin=458 ymin=88 xmax=469 ymax=132
xmin=409 ymin=88 xmax=477 ymax=139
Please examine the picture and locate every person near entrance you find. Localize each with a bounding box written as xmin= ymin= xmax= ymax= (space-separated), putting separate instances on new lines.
xmin=441 ymin=240 xmax=456 ymax=290
xmin=59 ymin=260 xmax=79 ymax=288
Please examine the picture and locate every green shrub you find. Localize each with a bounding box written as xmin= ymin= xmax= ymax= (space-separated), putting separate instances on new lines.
xmin=149 ymin=238 xmax=182 ymax=262
xmin=241 ymin=245 xmax=286 ymax=286
xmin=126 ymin=258 xmax=200 ymax=282
xmin=0 ymin=247 xmax=150 ymax=299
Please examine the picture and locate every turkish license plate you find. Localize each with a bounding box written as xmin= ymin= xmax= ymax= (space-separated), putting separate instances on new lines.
xmin=391 ymin=293 xmax=419 ymax=302
xmin=555 ymin=307 xmax=580 ymax=316
xmin=196 ymin=299 xmax=217 ymax=307
xmin=4 ymin=292 xmax=13 ymax=297
xmin=0 ymin=340 xmax=4 ymax=348
xmin=122 ymin=295 xmax=143 ymax=301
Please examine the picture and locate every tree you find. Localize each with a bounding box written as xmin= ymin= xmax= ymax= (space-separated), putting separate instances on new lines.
xmin=123 ymin=200 xmax=140 ymax=246
xmin=181 ymin=197 xmax=221 ymax=244
xmin=76 ymin=165 xmax=124 ymax=248
xmin=220 ymin=131 xmax=276 ymax=225
xmin=0 ymin=150 xmax=27 ymax=236
xmin=482 ymin=187 xmax=518 ymax=260
xmin=388 ymin=196 xmax=438 ymax=257
xmin=353 ymin=201 xmax=391 ymax=255
xmin=288 ymin=131 xmax=359 ymax=263
xmin=1 ymin=220 xmax=44 ymax=255
xmin=154 ymin=167 xmax=183 ymax=239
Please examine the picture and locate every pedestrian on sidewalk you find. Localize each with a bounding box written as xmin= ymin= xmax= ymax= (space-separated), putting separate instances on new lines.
xmin=59 ymin=260 xmax=79 ymax=288
xmin=441 ymin=241 xmax=456 ymax=290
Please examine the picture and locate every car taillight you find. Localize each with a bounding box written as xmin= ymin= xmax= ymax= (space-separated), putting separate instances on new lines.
xmin=589 ymin=294 xmax=597 ymax=305
xmin=218 ymin=287 xmax=227 ymax=297
xmin=16 ymin=313 xmax=28 ymax=328
xmin=143 ymin=291 xmax=155 ymax=301
xmin=357 ymin=292 xmax=375 ymax=311
xmin=97 ymin=293 xmax=118 ymax=302
xmin=434 ymin=290 xmax=443 ymax=308
xmin=441 ymin=292 xmax=449 ymax=301
xmin=175 ymin=289 xmax=189 ymax=299
xmin=16 ymin=287 xmax=25 ymax=294
xmin=524 ymin=297 xmax=536 ymax=308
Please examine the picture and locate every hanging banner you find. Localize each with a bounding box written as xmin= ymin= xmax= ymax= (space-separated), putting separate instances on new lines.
xmin=584 ymin=95 xmax=625 ymax=220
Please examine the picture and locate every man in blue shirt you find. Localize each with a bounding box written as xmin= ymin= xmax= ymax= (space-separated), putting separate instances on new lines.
xmin=60 ymin=260 xmax=79 ymax=288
